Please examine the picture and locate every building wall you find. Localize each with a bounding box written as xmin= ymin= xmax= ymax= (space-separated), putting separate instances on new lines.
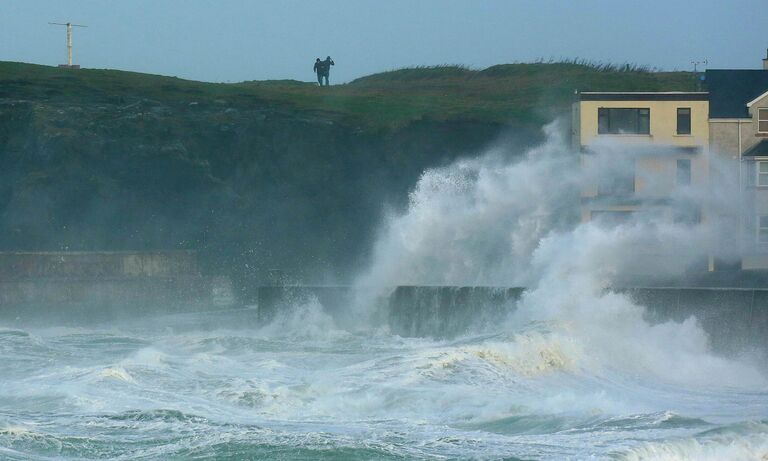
xmin=579 ymin=100 xmax=709 ymax=147
xmin=740 ymin=120 xmax=759 ymax=153
xmin=742 ymin=251 xmax=768 ymax=270
xmin=748 ymin=93 xmax=768 ymax=147
xmin=579 ymin=99 xmax=710 ymax=212
xmin=709 ymin=120 xmax=744 ymax=159
xmin=743 ymin=157 xmax=768 ymax=269
xmin=581 ymin=154 xmax=708 ymax=200
xmin=634 ymin=152 xmax=708 ymax=197
xmin=571 ymin=101 xmax=581 ymax=150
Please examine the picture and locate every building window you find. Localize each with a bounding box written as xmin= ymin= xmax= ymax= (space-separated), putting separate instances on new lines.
xmin=759 ymin=108 xmax=768 ymax=133
xmin=598 ymin=108 xmax=650 ymax=135
xmin=591 ymin=210 xmax=634 ymax=226
xmin=673 ymin=205 xmax=700 ymax=225
xmin=598 ymin=172 xmax=635 ymax=197
xmin=758 ymin=215 xmax=768 ymax=243
xmin=758 ymin=161 xmax=768 ymax=186
xmin=676 ymin=159 xmax=691 ymax=186
xmin=677 ymin=108 xmax=691 ymax=135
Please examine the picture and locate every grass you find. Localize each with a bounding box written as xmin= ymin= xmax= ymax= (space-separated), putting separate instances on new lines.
xmin=0 ymin=60 xmax=699 ymax=130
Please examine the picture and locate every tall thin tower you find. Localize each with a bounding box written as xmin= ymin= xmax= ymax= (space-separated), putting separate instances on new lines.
xmin=49 ymin=22 xmax=87 ymax=68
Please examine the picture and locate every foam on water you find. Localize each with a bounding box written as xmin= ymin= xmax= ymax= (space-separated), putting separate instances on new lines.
xmin=1 ymin=312 xmax=767 ymax=459
xmin=99 ymin=366 xmax=136 ymax=383
xmin=616 ymin=421 xmax=768 ymax=460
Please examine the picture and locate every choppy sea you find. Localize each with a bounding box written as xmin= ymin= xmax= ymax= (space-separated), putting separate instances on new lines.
xmin=1 ymin=298 xmax=767 ymax=461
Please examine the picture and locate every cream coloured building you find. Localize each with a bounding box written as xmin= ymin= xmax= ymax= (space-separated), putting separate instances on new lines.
xmin=572 ymin=92 xmax=710 ymax=224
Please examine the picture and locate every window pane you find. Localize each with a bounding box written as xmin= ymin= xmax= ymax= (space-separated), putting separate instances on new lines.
xmin=759 ymin=120 xmax=768 ymax=133
xmin=591 ymin=211 xmax=633 ymax=226
xmin=759 ymin=162 xmax=768 ymax=173
xmin=677 ymin=108 xmax=691 ymax=135
xmin=599 ymin=173 xmax=635 ymax=196
xmin=674 ymin=206 xmax=700 ymax=225
xmin=746 ymin=161 xmax=757 ymax=186
xmin=638 ymin=109 xmax=650 ymax=134
xmin=598 ymin=108 xmax=609 ymax=134
xmin=598 ymin=108 xmax=651 ymax=135
xmin=759 ymin=173 xmax=768 ymax=187
xmin=676 ymin=159 xmax=691 ymax=186
xmin=759 ymin=108 xmax=768 ymax=121
xmin=610 ymin=109 xmax=638 ymax=134
xmin=759 ymin=229 xmax=768 ymax=243
xmin=760 ymin=215 xmax=768 ymax=227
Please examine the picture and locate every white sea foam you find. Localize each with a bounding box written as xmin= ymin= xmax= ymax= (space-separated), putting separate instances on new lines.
xmin=256 ymin=296 xmax=348 ymax=340
xmin=0 ymin=426 xmax=38 ymax=437
xmin=617 ymin=422 xmax=768 ymax=461
xmin=99 ymin=366 xmax=136 ymax=383
xmin=466 ymin=333 xmax=580 ymax=377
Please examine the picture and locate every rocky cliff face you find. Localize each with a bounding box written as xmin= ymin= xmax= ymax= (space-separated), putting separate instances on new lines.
xmin=0 ymin=96 xmax=535 ymax=283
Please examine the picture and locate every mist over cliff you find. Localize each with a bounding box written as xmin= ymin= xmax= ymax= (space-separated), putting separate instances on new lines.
xmin=0 ymin=61 xmax=697 ymax=283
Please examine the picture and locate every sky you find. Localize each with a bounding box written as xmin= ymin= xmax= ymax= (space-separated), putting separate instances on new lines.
xmin=1 ymin=0 xmax=766 ymax=84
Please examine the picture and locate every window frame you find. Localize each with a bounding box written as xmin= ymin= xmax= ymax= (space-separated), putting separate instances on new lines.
xmin=758 ymin=215 xmax=768 ymax=244
xmin=597 ymin=108 xmax=651 ymax=135
xmin=676 ymin=107 xmax=691 ymax=135
xmin=676 ymin=158 xmax=691 ymax=186
xmin=758 ymin=161 xmax=768 ymax=187
xmin=759 ymin=108 xmax=768 ymax=134
xmin=597 ymin=158 xmax=636 ymax=197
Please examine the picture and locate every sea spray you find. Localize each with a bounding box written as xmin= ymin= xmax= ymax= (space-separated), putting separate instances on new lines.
xmin=356 ymin=122 xmax=580 ymax=290
xmin=516 ymin=223 xmax=766 ymax=388
xmin=356 ymin=120 xmax=766 ymax=387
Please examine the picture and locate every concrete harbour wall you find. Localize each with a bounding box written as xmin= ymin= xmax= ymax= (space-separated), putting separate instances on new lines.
xmin=243 ymin=285 xmax=768 ymax=353
xmin=0 ymin=251 xmax=199 ymax=279
xmin=0 ymin=251 xmax=233 ymax=323
xmin=3 ymin=275 xmax=768 ymax=354
xmin=386 ymin=286 xmax=768 ymax=353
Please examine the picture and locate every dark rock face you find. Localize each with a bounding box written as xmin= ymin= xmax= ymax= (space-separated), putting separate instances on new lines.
xmin=0 ymin=97 xmax=538 ymax=283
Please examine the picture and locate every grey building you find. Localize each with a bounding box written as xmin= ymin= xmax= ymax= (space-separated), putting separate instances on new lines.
xmin=706 ymin=56 xmax=768 ymax=269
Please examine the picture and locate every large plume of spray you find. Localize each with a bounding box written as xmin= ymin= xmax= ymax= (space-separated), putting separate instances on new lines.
xmin=356 ymin=122 xmax=580 ymax=288
xmin=354 ymin=120 xmax=765 ymax=387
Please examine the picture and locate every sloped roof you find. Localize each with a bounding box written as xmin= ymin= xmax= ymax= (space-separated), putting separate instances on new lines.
xmin=743 ymin=139 xmax=768 ymax=157
xmin=747 ymin=89 xmax=768 ymax=107
xmin=706 ymin=70 xmax=768 ymax=118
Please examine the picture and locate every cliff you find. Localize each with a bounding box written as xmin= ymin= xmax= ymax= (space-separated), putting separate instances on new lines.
xmin=0 ymin=61 xmax=698 ymax=282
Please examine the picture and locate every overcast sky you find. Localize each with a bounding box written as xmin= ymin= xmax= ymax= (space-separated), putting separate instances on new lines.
xmin=2 ymin=0 xmax=766 ymax=84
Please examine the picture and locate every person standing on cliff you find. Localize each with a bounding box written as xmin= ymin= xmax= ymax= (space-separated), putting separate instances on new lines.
xmin=313 ymin=58 xmax=323 ymax=86
xmin=320 ymin=56 xmax=334 ymax=86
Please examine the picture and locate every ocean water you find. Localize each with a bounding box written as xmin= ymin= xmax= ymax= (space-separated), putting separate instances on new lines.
xmin=1 ymin=297 xmax=767 ymax=461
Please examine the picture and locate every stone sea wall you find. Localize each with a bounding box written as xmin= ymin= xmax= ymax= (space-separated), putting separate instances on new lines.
xmin=245 ymin=285 xmax=768 ymax=353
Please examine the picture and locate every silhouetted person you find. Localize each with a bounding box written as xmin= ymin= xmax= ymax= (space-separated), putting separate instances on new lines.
xmin=313 ymin=56 xmax=335 ymax=87
xmin=313 ymin=58 xmax=323 ymax=86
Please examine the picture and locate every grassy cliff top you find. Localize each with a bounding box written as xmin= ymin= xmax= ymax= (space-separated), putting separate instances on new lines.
xmin=0 ymin=61 xmax=699 ymax=130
